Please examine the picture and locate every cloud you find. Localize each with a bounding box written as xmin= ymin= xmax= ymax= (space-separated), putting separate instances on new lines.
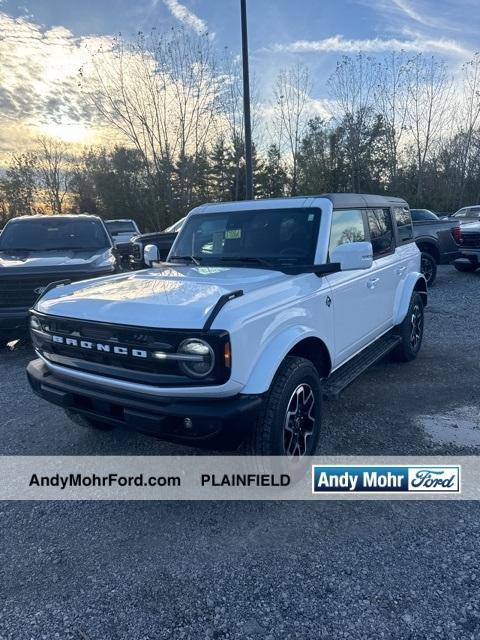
xmin=162 ymin=0 xmax=213 ymax=37
xmin=391 ymin=0 xmax=436 ymax=27
xmin=0 ymin=12 xmax=120 ymax=161
xmin=270 ymin=35 xmax=471 ymax=58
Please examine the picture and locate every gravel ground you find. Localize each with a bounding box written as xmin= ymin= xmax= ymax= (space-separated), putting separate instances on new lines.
xmin=1 ymin=265 xmax=480 ymax=639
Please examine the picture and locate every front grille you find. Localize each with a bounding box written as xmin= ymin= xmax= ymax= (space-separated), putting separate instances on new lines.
xmin=0 ymin=274 xmax=89 ymax=310
xmin=31 ymin=313 xmax=230 ymax=387
xmin=462 ymin=232 xmax=480 ymax=249
xmin=116 ymin=242 xmax=133 ymax=257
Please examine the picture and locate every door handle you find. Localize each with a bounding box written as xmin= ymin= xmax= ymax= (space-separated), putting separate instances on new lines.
xmin=367 ymin=277 xmax=380 ymax=289
xmin=397 ymin=266 xmax=406 ymax=276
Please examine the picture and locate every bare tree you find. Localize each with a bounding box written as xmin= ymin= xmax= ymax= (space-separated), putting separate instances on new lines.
xmin=374 ymin=52 xmax=410 ymax=188
xmin=82 ymin=28 xmax=222 ymax=225
xmin=456 ymin=53 xmax=480 ymax=205
xmin=274 ymin=63 xmax=312 ymax=195
xmin=405 ymin=54 xmax=453 ymax=203
xmin=328 ymin=54 xmax=378 ymax=191
xmin=35 ymin=137 xmax=71 ymax=215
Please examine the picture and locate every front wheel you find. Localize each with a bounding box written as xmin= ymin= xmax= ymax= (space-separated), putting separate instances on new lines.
xmin=420 ymin=252 xmax=437 ymax=286
xmin=243 ymin=356 xmax=322 ymax=457
xmin=391 ymin=292 xmax=424 ymax=362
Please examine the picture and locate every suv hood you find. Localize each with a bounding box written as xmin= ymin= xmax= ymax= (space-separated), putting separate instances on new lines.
xmin=0 ymin=248 xmax=113 ymax=272
xmin=36 ymin=265 xmax=289 ymax=329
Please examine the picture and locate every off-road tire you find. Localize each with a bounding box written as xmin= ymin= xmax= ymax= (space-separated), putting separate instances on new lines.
xmin=391 ymin=292 xmax=424 ymax=362
xmin=420 ymin=252 xmax=437 ymax=286
xmin=243 ymin=356 xmax=322 ymax=457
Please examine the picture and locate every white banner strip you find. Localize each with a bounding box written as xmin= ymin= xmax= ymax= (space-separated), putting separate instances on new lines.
xmin=0 ymin=456 xmax=478 ymax=500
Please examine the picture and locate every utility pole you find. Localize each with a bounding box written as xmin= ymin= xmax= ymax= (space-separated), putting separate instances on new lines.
xmin=240 ymin=0 xmax=253 ymax=199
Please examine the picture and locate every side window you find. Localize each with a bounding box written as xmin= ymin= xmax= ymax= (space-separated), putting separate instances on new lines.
xmin=394 ymin=206 xmax=414 ymax=243
xmin=329 ymin=209 xmax=366 ymax=258
xmin=455 ymin=208 xmax=468 ymax=218
xmin=367 ymin=208 xmax=394 ymax=257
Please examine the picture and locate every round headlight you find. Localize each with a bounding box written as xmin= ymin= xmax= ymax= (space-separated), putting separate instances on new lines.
xmin=178 ymin=338 xmax=215 ymax=378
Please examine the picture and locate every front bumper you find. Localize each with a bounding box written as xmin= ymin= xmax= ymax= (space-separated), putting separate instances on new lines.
xmin=0 ymin=309 xmax=29 ymax=340
xmin=27 ymin=358 xmax=262 ymax=443
xmin=439 ymin=249 xmax=462 ymax=265
xmin=458 ymin=249 xmax=480 ymax=261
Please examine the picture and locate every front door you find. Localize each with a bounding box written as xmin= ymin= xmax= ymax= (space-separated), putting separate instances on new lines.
xmin=326 ymin=208 xmax=382 ymax=367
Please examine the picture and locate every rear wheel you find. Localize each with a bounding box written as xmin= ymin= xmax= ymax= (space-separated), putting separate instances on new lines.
xmin=65 ymin=409 xmax=116 ymax=431
xmin=243 ymin=356 xmax=322 ymax=457
xmin=454 ymin=259 xmax=478 ymax=273
xmin=420 ymin=252 xmax=437 ymax=286
xmin=391 ymin=292 xmax=424 ymax=362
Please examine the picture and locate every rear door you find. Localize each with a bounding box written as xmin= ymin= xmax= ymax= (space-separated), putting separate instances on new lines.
xmin=365 ymin=208 xmax=398 ymax=331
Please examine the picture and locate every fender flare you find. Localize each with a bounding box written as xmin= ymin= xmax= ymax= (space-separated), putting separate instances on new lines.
xmin=241 ymin=326 xmax=332 ymax=395
xmin=393 ymin=272 xmax=427 ymax=326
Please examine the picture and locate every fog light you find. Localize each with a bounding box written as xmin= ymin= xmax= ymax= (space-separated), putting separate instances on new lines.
xmin=184 ymin=418 xmax=193 ymax=429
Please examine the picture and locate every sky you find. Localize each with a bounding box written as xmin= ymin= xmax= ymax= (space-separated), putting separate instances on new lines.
xmin=0 ymin=0 xmax=477 ymax=160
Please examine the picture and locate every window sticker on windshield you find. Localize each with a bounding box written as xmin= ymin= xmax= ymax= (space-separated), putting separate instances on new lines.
xmin=308 ymin=214 xmax=314 ymax=221
xmin=225 ymin=229 xmax=241 ymax=239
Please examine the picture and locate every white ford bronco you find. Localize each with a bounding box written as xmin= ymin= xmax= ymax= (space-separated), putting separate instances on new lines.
xmin=27 ymin=194 xmax=426 ymax=457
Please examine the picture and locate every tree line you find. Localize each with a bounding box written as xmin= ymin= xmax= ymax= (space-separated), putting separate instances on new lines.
xmin=1 ymin=29 xmax=480 ymax=230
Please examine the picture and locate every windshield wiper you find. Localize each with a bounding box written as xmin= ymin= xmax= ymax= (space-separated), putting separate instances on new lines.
xmin=219 ymin=256 xmax=276 ymax=268
xmin=169 ymin=255 xmax=202 ymax=266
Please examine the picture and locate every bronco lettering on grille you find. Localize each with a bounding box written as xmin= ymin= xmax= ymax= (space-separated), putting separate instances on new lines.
xmin=51 ymin=335 xmax=147 ymax=358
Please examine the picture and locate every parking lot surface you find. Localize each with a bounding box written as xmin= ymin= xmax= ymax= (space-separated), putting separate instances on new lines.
xmin=1 ymin=266 xmax=480 ymax=639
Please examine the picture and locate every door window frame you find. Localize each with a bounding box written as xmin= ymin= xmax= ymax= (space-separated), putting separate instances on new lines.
xmin=365 ymin=207 xmax=397 ymax=259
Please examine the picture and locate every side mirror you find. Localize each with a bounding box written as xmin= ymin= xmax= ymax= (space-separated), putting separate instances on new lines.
xmin=144 ymin=244 xmax=160 ymax=267
xmin=330 ymin=241 xmax=373 ymax=271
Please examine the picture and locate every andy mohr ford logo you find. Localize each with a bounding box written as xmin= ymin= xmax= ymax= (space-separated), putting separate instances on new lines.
xmin=312 ymin=465 xmax=461 ymax=493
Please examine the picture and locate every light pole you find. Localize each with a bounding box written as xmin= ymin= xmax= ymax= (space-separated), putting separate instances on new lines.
xmin=240 ymin=0 xmax=253 ymax=200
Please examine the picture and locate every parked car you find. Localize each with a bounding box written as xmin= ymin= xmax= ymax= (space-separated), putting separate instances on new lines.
xmin=104 ymin=219 xmax=140 ymax=245
xmin=104 ymin=219 xmax=141 ymax=269
xmin=128 ymin=217 xmax=186 ymax=269
xmin=452 ymin=221 xmax=480 ymax=272
xmin=410 ymin=208 xmax=462 ymax=286
xmin=450 ymin=205 xmax=480 ymax=221
xmin=27 ymin=194 xmax=426 ymax=458
xmin=0 ymin=214 xmax=119 ymax=346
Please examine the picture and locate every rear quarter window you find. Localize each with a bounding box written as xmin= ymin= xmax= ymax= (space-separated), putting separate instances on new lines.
xmin=394 ymin=206 xmax=414 ymax=243
xmin=367 ymin=208 xmax=395 ymax=257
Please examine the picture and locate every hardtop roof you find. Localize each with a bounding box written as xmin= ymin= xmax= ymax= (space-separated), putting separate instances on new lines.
xmin=294 ymin=193 xmax=408 ymax=208
xmin=195 ymin=193 xmax=408 ymax=213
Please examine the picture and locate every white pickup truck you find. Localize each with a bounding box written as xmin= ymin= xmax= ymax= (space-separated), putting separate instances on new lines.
xmin=27 ymin=194 xmax=426 ymax=457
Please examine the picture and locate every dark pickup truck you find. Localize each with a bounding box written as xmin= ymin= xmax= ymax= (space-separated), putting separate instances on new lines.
xmin=410 ymin=209 xmax=462 ymax=285
xmin=0 ymin=215 xmax=119 ymax=346
xmin=125 ymin=217 xmax=186 ymax=269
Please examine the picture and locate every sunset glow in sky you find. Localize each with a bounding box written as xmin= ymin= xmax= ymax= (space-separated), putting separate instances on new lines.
xmin=0 ymin=0 xmax=477 ymax=161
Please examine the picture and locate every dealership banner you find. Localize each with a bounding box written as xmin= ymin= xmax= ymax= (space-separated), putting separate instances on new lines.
xmin=0 ymin=456 xmax=479 ymax=499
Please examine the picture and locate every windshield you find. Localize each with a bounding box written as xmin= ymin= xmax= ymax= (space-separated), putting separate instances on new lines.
xmin=105 ymin=221 xmax=136 ymax=234
xmin=169 ymin=208 xmax=321 ymax=268
xmin=0 ymin=218 xmax=111 ymax=251
xmin=411 ymin=209 xmax=439 ymax=221
xmin=164 ymin=217 xmax=186 ymax=233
